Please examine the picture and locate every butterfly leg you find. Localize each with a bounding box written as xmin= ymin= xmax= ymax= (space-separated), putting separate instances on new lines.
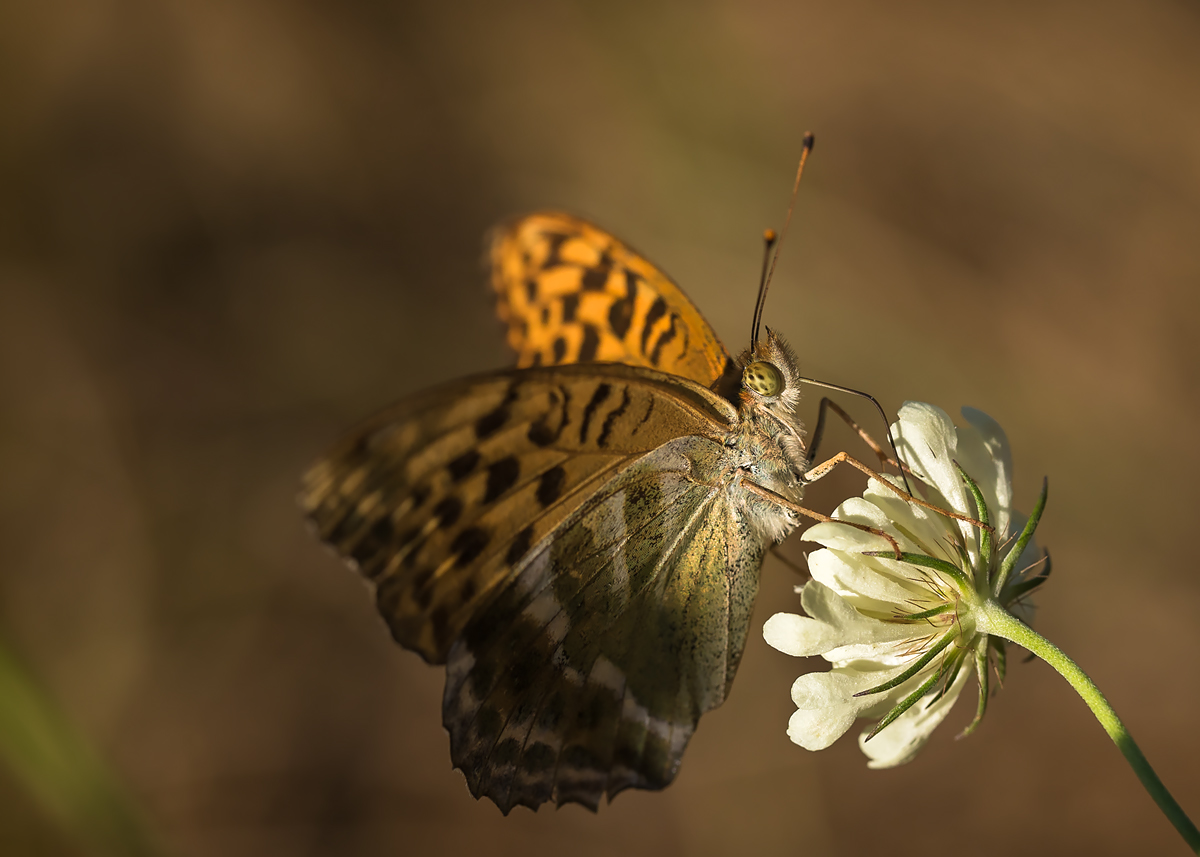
xmin=807 ymin=397 xmax=895 ymax=470
xmin=741 ymin=480 xmax=903 ymax=558
xmin=800 ymin=452 xmax=992 ymax=533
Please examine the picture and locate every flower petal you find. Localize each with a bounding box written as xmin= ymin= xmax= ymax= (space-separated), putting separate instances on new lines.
xmin=957 ymin=407 xmax=1013 ymax=539
xmin=893 ymin=403 xmax=965 ymax=509
xmin=861 ymin=476 xmax=960 ymax=563
xmin=805 ymin=498 xmax=896 ymax=551
xmin=808 ymin=549 xmax=927 ymax=609
xmin=763 ymin=582 xmax=923 ymax=661
xmin=763 ymin=611 xmax=841 ymax=657
xmin=894 ymin=402 xmax=986 ymax=563
xmin=787 ymin=664 xmax=906 ymax=750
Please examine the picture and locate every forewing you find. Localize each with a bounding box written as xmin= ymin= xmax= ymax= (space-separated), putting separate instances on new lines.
xmin=442 ymin=435 xmax=767 ymax=813
xmin=489 ymin=212 xmax=736 ymax=387
xmin=301 ymin=363 xmax=738 ymax=664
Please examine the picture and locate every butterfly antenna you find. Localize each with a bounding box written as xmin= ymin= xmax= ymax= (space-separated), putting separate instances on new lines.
xmin=750 ymin=228 xmax=778 ymax=349
xmin=752 ymin=132 xmax=815 ymax=350
xmin=797 ymin=375 xmax=914 ymax=495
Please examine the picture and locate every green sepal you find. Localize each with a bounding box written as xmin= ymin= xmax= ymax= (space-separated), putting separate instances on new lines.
xmin=864 ymin=649 xmax=964 ymax=741
xmin=959 ymin=639 xmax=990 ymax=738
xmin=863 ymin=672 xmax=940 ymax=742
xmin=925 ymin=649 xmax=967 ymax=704
xmin=995 ymin=476 xmax=1048 ymax=596
xmin=953 ymin=461 xmax=992 ymax=582
xmin=1004 ymin=549 xmax=1052 ymax=602
xmin=862 ymin=550 xmax=972 ymax=594
xmin=901 ymin=603 xmax=955 ymax=622
xmin=852 ymin=631 xmax=956 ymax=697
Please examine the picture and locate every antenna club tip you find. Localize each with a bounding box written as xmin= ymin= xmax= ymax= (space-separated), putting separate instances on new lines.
xmin=802 ymin=131 xmax=815 ymax=150
xmin=763 ymin=228 xmax=777 ymax=242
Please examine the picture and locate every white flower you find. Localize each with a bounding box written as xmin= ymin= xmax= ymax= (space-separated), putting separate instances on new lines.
xmin=764 ymin=402 xmax=1049 ymax=768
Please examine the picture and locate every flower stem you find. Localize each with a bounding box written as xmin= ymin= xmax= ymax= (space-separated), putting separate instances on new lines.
xmin=977 ymin=600 xmax=1200 ymax=853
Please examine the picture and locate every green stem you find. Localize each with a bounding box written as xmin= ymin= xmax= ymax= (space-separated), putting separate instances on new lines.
xmin=977 ymin=600 xmax=1200 ymax=853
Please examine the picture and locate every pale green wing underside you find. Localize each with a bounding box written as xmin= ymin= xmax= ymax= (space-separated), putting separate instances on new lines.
xmin=444 ymin=434 xmax=767 ymax=812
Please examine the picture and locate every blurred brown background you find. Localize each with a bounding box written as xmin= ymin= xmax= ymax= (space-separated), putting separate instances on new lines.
xmin=2 ymin=1 xmax=1198 ymax=855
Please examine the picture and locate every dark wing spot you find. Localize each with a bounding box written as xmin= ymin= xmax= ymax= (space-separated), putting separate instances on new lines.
xmin=528 ymin=420 xmax=555 ymax=447
xmin=597 ymin=386 xmax=632 ymax=448
xmin=523 ymin=742 xmax=556 ymax=773
xmin=561 ymin=293 xmax=579 ymax=323
xmin=579 ymin=382 xmax=611 ymax=443
xmin=552 ymin=336 xmax=567 ymax=363
xmin=413 ymin=573 xmax=435 ymax=610
xmin=524 ymin=278 xmax=538 ymax=303
xmin=649 ymin=313 xmax=682 ymax=366
xmin=562 ymin=744 xmax=602 ymax=774
xmin=541 ymin=306 xmax=550 ymax=324
xmin=355 ymin=514 xmax=394 ymax=559
xmin=506 ymin=525 xmax=534 ymax=565
xmin=376 ymin=574 xmax=406 ymax=615
xmin=527 ymin=387 xmax=568 ymax=447
xmin=581 ymin=266 xmax=609 ymax=291
xmin=475 ymin=406 xmax=509 ymax=440
xmin=508 ymin=653 xmax=541 ymax=697
xmin=411 ymin=566 xmax=434 ymax=593
xmin=484 ymin=456 xmax=521 ymax=504
xmin=640 ymin=296 xmax=667 ymax=354
xmin=324 ymin=502 xmax=365 ymax=548
xmin=541 ymin=233 xmax=570 ymax=269
xmin=537 ymin=466 xmax=566 ymax=507
xmin=474 ymin=701 xmax=504 ymax=742
xmin=353 ymin=515 xmax=395 ymax=579
xmin=632 ymin=395 xmax=655 ymax=437
xmin=448 ymin=449 xmax=481 ymax=481
xmin=608 ymin=271 xmax=638 ymax=339
xmin=476 ymin=387 xmax=517 ymax=440
xmin=578 ymin=324 xmax=600 ymax=362
xmin=452 ymin=527 xmax=490 ymax=567
xmin=434 ymin=496 xmax=463 ymax=528
xmin=492 ymin=737 xmax=522 ymax=767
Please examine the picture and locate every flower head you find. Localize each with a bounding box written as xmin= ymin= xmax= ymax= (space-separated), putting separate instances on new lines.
xmin=764 ymin=402 xmax=1049 ymax=767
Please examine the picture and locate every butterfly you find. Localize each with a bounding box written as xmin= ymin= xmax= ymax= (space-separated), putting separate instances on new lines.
xmin=301 ymin=209 xmax=816 ymax=814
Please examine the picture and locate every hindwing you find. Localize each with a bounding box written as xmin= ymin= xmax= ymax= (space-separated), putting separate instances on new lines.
xmin=489 ymin=212 xmax=737 ymax=387
xmin=443 ymin=435 xmax=767 ymax=812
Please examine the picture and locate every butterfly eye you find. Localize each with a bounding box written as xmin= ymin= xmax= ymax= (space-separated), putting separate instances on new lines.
xmin=743 ymin=361 xmax=783 ymax=397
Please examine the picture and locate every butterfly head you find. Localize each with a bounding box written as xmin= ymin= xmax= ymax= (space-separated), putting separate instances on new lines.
xmin=739 ymin=327 xmax=802 ymax=411
xmin=734 ymin=327 xmax=808 ymax=481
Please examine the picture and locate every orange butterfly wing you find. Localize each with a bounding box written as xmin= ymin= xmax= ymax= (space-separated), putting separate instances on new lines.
xmin=489 ymin=212 xmax=737 ymax=388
